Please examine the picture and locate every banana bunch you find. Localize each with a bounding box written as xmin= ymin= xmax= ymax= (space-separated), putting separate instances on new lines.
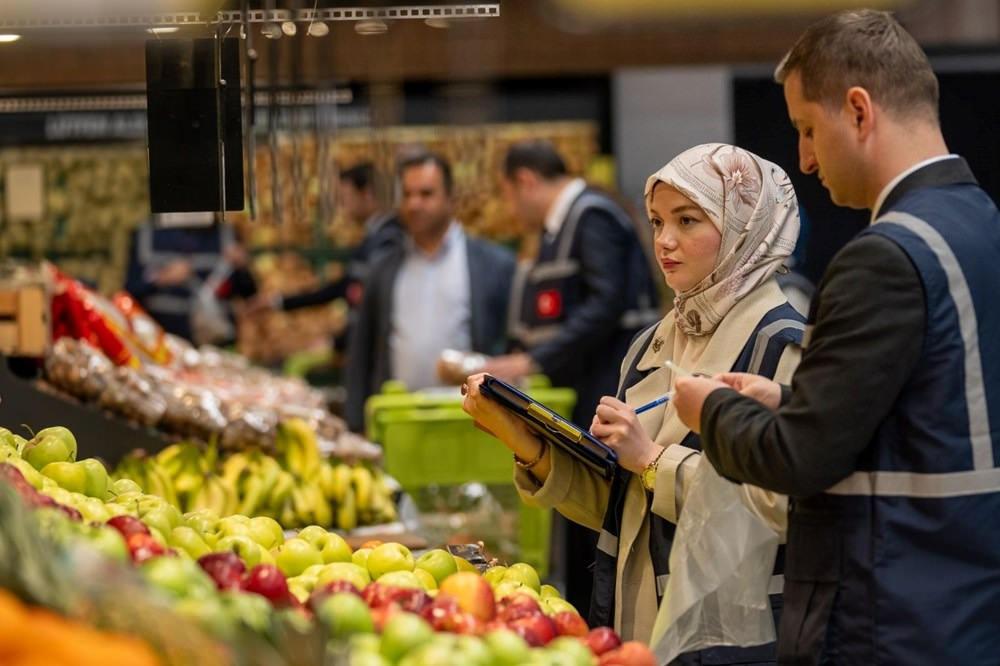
xmin=113 ymin=420 xmax=398 ymax=532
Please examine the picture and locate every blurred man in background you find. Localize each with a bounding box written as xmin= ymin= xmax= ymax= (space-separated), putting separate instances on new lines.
xmin=344 ymin=152 xmax=515 ymax=432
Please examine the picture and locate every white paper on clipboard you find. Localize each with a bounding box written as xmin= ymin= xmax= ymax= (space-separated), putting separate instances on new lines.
xmin=5 ymin=164 xmax=45 ymax=221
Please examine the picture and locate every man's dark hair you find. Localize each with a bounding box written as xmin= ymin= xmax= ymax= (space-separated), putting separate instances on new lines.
xmin=775 ymin=9 xmax=939 ymax=122
xmin=503 ymin=141 xmax=569 ymax=181
xmin=339 ymin=162 xmax=375 ymax=191
xmin=397 ymin=152 xmax=453 ymax=195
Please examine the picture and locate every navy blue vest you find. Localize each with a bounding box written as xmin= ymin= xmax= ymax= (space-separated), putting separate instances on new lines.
xmin=591 ymin=301 xmax=804 ymax=664
xmin=782 ymin=160 xmax=1000 ymax=665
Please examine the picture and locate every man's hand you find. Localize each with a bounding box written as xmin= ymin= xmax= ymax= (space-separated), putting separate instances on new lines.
xmin=481 ymin=353 xmax=538 ymax=383
xmin=672 ymin=376 xmax=730 ymax=434
xmin=153 ymin=260 xmax=193 ymax=287
xmin=715 ymin=373 xmax=783 ymax=409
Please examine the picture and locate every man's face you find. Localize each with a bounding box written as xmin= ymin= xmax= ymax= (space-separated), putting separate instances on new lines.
xmin=399 ymin=162 xmax=453 ymax=239
xmin=784 ymin=71 xmax=866 ymax=209
xmin=337 ymin=181 xmax=368 ymax=224
xmin=501 ymin=170 xmax=545 ymax=232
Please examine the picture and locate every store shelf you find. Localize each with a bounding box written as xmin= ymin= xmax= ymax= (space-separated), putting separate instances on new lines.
xmin=0 ymin=357 xmax=170 ymax=465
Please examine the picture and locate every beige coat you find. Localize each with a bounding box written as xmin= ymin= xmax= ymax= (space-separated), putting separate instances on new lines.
xmin=514 ymin=279 xmax=800 ymax=642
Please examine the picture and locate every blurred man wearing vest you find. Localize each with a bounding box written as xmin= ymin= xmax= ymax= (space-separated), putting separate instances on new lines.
xmin=485 ymin=141 xmax=660 ymax=618
xmin=673 ymin=10 xmax=1000 ymax=664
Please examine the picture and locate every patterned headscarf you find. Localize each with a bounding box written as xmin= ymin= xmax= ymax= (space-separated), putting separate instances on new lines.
xmin=645 ymin=143 xmax=800 ymax=336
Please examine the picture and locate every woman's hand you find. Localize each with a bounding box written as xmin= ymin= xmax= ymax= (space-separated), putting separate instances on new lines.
xmin=461 ymin=373 xmax=527 ymax=441
xmin=591 ymin=396 xmax=664 ymax=475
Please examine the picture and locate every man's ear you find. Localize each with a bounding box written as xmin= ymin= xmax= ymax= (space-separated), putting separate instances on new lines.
xmin=845 ymin=86 xmax=875 ymax=138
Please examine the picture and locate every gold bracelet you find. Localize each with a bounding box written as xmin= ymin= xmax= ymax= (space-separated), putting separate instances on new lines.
xmin=514 ymin=440 xmax=548 ymax=470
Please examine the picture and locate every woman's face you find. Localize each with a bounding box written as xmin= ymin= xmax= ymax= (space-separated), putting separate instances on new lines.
xmin=648 ymin=183 xmax=722 ymax=293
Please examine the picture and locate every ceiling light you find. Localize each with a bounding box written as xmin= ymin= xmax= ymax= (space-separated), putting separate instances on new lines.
xmin=0 ymin=34 xmax=21 ymax=43
xmin=307 ymin=21 xmax=329 ymax=37
xmin=261 ymin=23 xmax=282 ymax=39
xmin=354 ymin=19 xmax=388 ymax=36
xmin=425 ymin=18 xmax=451 ymax=29
xmin=146 ymin=26 xmax=179 ymax=35
xmin=281 ymin=21 xmax=297 ymax=36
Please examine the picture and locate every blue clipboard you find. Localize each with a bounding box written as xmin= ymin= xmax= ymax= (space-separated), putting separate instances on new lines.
xmin=479 ymin=375 xmax=618 ymax=480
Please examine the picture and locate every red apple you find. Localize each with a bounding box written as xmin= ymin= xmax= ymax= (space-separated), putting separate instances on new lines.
xmin=126 ymin=532 xmax=168 ymax=564
xmin=438 ymin=572 xmax=496 ymax=622
xmin=586 ymin=627 xmax=623 ymax=656
xmin=107 ymin=515 xmax=151 ymax=539
xmin=422 ymin=593 xmax=460 ymax=625
xmin=242 ymin=564 xmax=292 ymax=607
xmin=598 ymin=641 xmax=657 ymax=666
xmin=497 ymin=593 xmax=543 ymax=622
xmin=388 ymin=587 xmax=432 ymax=615
xmin=552 ymin=610 xmax=589 ymax=637
xmin=507 ymin=614 xmax=557 ymax=647
xmin=362 ymin=582 xmax=395 ymax=609
xmin=197 ymin=552 xmax=246 ymax=590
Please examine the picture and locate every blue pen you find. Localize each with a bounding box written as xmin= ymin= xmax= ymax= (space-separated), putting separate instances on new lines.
xmin=634 ymin=393 xmax=671 ymax=414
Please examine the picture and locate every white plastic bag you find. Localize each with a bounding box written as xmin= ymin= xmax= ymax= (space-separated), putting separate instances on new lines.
xmin=650 ymin=458 xmax=779 ymax=664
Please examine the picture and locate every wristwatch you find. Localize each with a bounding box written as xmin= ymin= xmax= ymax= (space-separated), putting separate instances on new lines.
xmin=640 ymin=447 xmax=667 ymax=492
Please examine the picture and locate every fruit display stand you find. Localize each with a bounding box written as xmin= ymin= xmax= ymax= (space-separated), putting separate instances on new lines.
xmin=365 ymin=379 xmax=576 ymax=578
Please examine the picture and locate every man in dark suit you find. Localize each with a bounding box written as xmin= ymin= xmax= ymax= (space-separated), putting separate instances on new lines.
xmin=344 ymin=152 xmax=515 ymax=432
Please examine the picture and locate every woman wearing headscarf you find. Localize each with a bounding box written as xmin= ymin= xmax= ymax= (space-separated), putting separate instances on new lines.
xmin=463 ymin=143 xmax=804 ymax=660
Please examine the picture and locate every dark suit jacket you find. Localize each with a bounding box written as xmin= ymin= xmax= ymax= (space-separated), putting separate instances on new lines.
xmin=344 ymin=234 xmax=516 ymax=432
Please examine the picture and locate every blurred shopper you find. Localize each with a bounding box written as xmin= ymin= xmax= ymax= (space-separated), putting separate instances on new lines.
xmin=484 ymin=140 xmax=660 ymax=617
xmin=344 ymin=152 xmax=515 ymax=432
xmin=124 ymin=214 xmax=257 ymax=345
xmin=251 ymin=162 xmax=403 ymax=316
xmin=466 ymin=144 xmax=804 ymax=651
xmin=672 ymin=10 xmax=1000 ymax=665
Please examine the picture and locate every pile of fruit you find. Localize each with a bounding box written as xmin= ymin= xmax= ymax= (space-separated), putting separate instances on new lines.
xmin=112 ymin=418 xmax=397 ymax=530
xmin=0 ymin=423 xmax=657 ymax=665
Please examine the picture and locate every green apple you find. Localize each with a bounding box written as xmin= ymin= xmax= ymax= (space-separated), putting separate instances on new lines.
xmin=352 ymin=547 xmax=372 ymax=570
xmin=413 ymin=568 xmax=438 ymax=591
xmin=43 ymin=487 xmax=75 ymax=507
xmin=454 ymin=555 xmax=477 ymax=573
xmin=298 ymin=525 xmax=352 ymax=563
xmin=0 ymin=427 xmax=17 ymax=449
xmin=103 ymin=503 xmax=130 ymax=518
xmin=273 ymin=537 xmax=323 ymax=577
xmin=416 ymin=549 xmax=458 ymax=585
xmin=546 ymin=636 xmax=595 ymax=666
xmin=247 ymin=516 xmax=284 ymax=550
xmin=77 ymin=458 xmax=109 ymax=499
xmin=493 ymin=580 xmax=540 ymax=601
xmin=9 ymin=458 xmax=45 ymax=490
xmin=183 ymin=510 xmax=219 ymax=535
xmin=453 ymin=635 xmax=493 ymax=665
xmin=483 ymin=565 xmax=508 ymax=587
xmin=316 ymin=562 xmax=371 ymax=590
xmin=142 ymin=506 xmax=182 ymax=538
xmin=374 ymin=570 xmax=423 ymax=590
xmin=23 ymin=429 xmax=76 ymax=470
xmin=141 ymin=556 xmax=215 ymax=599
xmin=220 ymin=590 xmax=273 ymax=633
xmin=503 ymin=563 xmax=541 ymax=593
xmin=367 ymin=542 xmax=415 ymax=579
xmin=351 ymin=634 xmax=382 ymax=655
xmin=288 ymin=580 xmax=312 ymax=604
xmin=379 ymin=612 xmax=434 ymax=662
xmin=542 ymin=597 xmax=579 ymax=616
xmin=148 ymin=526 xmax=169 ymax=547
xmin=540 ymin=584 xmax=561 ymax=599
xmin=84 ymin=525 xmax=129 ymax=562
xmin=215 ymin=535 xmax=267 ymax=568
xmin=216 ymin=516 xmax=253 ymax=539
xmin=110 ymin=478 xmax=143 ymax=496
xmin=77 ymin=497 xmax=111 ymax=523
xmin=40 ymin=461 xmax=88 ymax=494
xmin=173 ymin=596 xmax=235 ymax=640
xmin=302 ymin=564 xmax=326 ymax=579
xmin=170 ymin=526 xmax=212 ymax=559
xmin=485 ymin=628 xmax=532 ymax=666
xmin=316 ymin=592 xmax=374 ymax=639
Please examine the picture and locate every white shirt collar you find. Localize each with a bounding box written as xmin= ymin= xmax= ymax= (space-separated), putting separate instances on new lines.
xmin=870 ymin=154 xmax=959 ymax=223
xmin=544 ymin=178 xmax=587 ymax=238
xmin=405 ymin=221 xmax=464 ymax=259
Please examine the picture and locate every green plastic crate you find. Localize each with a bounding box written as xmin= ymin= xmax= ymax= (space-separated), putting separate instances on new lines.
xmin=366 ymin=378 xmax=575 ymax=578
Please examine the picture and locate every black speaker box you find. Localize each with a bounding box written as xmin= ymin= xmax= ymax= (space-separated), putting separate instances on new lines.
xmin=145 ymin=38 xmax=244 ymax=213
